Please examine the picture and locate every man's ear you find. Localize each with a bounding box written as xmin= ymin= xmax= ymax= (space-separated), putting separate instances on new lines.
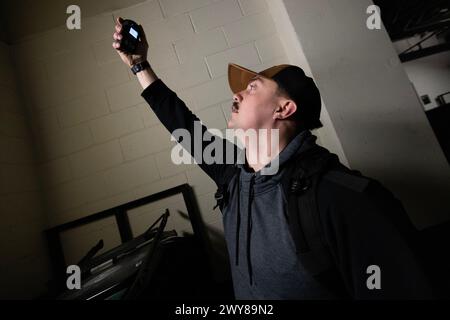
xmin=274 ymin=100 xmax=297 ymax=120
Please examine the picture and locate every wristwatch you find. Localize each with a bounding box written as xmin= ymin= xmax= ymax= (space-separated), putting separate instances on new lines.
xmin=131 ymin=60 xmax=150 ymax=75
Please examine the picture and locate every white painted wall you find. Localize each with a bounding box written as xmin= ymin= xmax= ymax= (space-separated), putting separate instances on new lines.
xmin=401 ymin=51 xmax=450 ymax=111
xmin=266 ymin=0 xmax=349 ymax=166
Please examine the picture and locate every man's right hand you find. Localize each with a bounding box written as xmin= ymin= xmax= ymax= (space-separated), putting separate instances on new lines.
xmin=112 ymin=17 xmax=149 ymax=68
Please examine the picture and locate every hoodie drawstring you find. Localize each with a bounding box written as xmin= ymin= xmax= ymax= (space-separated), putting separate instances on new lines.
xmin=235 ymin=170 xmax=256 ymax=286
xmin=235 ymin=168 xmax=241 ymax=267
xmin=246 ymin=174 xmax=256 ymax=285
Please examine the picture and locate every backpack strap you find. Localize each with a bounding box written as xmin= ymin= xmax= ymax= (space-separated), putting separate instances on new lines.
xmin=281 ymin=146 xmax=339 ymax=276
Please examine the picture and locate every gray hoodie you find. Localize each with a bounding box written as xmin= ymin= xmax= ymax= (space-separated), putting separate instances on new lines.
xmin=221 ymin=130 xmax=339 ymax=299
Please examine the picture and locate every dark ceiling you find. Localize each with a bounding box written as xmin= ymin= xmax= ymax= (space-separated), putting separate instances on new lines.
xmin=373 ymin=0 xmax=450 ymax=41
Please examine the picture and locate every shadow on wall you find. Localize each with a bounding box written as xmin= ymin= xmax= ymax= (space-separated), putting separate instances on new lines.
xmin=177 ymin=209 xmax=234 ymax=299
xmin=342 ymin=118 xmax=450 ymax=229
xmin=177 ymin=209 xmax=232 ymax=285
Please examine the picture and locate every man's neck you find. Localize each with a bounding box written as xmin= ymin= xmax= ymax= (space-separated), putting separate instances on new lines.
xmin=243 ymin=128 xmax=294 ymax=173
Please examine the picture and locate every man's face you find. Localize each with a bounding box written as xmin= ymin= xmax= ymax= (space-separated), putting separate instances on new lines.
xmin=227 ymin=75 xmax=280 ymax=131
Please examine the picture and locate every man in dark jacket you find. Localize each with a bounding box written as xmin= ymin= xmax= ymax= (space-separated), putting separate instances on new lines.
xmin=112 ymin=18 xmax=433 ymax=299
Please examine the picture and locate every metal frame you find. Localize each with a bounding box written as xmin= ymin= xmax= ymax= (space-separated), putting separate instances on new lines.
xmin=45 ymin=183 xmax=210 ymax=292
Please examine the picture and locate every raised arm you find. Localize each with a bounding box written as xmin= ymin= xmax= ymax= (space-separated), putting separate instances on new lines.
xmin=112 ymin=17 xmax=239 ymax=185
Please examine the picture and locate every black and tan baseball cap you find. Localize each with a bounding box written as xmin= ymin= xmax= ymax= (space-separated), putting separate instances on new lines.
xmin=228 ymin=63 xmax=323 ymax=129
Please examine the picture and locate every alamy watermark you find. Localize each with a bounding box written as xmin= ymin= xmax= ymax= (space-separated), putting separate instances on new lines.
xmin=366 ymin=265 xmax=381 ymax=290
xmin=366 ymin=5 xmax=381 ymax=30
xmin=66 ymin=265 xmax=81 ymax=290
xmin=66 ymin=5 xmax=81 ymax=30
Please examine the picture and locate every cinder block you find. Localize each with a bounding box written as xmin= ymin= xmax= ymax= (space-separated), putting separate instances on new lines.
xmin=97 ymin=60 xmax=132 ymax=89
xmin=0 ymin=86 xmax=23 ymax=115
xmin=185 ymin=166 xmax=217 ymax=196
xmin=155 ymin=148 xmax=191 ymax=178
xmin=189 ymin=75 xmax=231 ymax=110
xmin=39 ymin=123 xmax=94 ymax=160
xmin=68 ymin=140 xmax=124 ymax=178
xmin=103 ymin=154 xmax=160 ymax=196
xmin=143 ymin=14 xmax=194 ymax=45
xmin=60 ymin=189 xmax=137 ymax=225
xmin=0 ymin=136 xmax=34 ymax=165
xmin=77 ymin=14 xmax=116 ymax=46
xmin=45 ymin=47 xmax=98 ymax=83
xmin=223 ymin=12 xmax=276 ymax=47
xmin=17 ymin=60 xmax=47 ymax=92
xmin=49 ymin=61 xmax=129 ymax=103
xmin=0 ymin=164 xmax=39 ymax=195
xmin=46 ymin=67 xmax=97 ymax=109
xmin=0 ymin=111 xmax=28 ymax=138
xmin=160 ymin=0 xmax=211 ymax=17
xmin=255 ymin=34 xmax=286 ymax=63
xmin=49 ymin=173 xmax=108 ymax=213
xmin=12 ymin=27 xmax=70 ymax=63
xmin=160 ymin=57 xmax=210 ymax=90
xmin=90 ymin=105 xmax=144 ymax=143
xmin=106 ymin=81 xmax=144 ymax=112
xmin=16 ymin=60 xmax=54 ymax=112
xmin=133 ymin=172 xmax=187 ymax=199
xmin=137 ymin=103 xmax=160 ymax=128
xmin=254 ymin=55 xmax=289 ymax=71
xmin=46 ymin=61 xmax=128 ymax=111
xmin=40 ymin=157 xmax=73 ymax=187
xmin=238 ymin=0 xmax=268 ymax=16
xmin=197 ymin=104 xmax=227 ymax=130
xmin=174 ymin=28 xmax=228 ymax=64
xmin=0 ymin=192 xmax=44 ymax=230
xmin=147 ymin=43 xmax=179 ymax=70
xmin=190 ymin=0 xmax=243 ymax=32
xmin=0 ymin=47 xmax=14 ymax=87
xmin=93 ymin=37 xmax=122 ymax=65
xmin=206 ymin=42 xmax=260 ymax=78
xmin=113 ymin=1 xmax=164 ymax=26
xmin=177 ymin=88 xmax=198 ymax=110
xmin=57 ymin=90 xmax=110 ymax=128
xmin=0 ymin=226 xmax=45 ymax=264
xmin=33 ymin=107 xmax=61 ymax=135
xmin=119 ymin=124 xmax=175 ymax=161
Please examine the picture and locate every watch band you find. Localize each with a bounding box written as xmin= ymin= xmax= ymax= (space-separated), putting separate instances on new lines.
xmin=131 ymin=60 xmax=150 ymax=75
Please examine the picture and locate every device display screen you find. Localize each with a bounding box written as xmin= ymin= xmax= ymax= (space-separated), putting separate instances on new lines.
xmin=129 ymin=27 xmax=138 ymax=39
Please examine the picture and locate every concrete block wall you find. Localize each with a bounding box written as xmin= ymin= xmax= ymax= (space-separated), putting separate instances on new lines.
xmin=0 ymin=41 xmax=50 ymax=299
xmin=11 ymin=0 xmax=290 ymax=277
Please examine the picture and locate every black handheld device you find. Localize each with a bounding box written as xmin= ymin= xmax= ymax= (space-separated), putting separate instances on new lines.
xmin=120 ymin=19 xmax=141 ymax=54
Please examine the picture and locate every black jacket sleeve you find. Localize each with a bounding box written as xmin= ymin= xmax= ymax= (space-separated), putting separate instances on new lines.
xmin=318 ymin=176 xmax=434 ymax=299
xmin=141 ymin=79 xmax=240 ymax=186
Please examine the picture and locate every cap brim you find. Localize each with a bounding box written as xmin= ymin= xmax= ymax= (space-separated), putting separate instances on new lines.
xmin=228 ymin=63 xmax=259 ymax=94
xmin=228 ymin=63 xmax=292 ymax=94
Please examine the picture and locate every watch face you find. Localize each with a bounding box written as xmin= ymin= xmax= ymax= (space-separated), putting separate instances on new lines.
xmin=132 ymin=62 xmax=148 ymax=74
